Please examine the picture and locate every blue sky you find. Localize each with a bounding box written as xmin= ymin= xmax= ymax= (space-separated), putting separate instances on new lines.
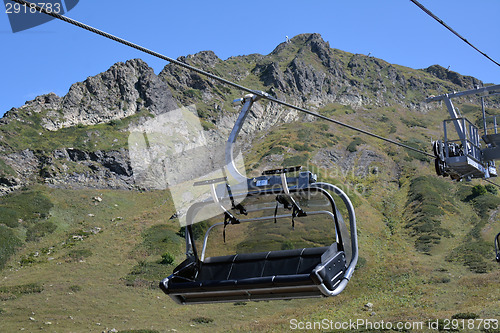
xmin=1 ymin=0 xmax=499 ymax=116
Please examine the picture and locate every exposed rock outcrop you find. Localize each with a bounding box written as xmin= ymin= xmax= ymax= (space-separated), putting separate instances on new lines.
xmin=424 ymin=64 xmax=482 ymax=88
xmin=3 ymin=59 xmax=178 ymax=131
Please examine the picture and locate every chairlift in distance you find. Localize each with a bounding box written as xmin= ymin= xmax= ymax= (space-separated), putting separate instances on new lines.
xmin=159 ymin=93 xmax=358 ymax=304
xmin=427 ymin=84 xmax=500 ymax=181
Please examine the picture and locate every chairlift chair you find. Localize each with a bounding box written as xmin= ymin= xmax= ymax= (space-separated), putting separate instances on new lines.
xmin=427 ymin=85 xmax=500 ymax=180
xmin=159 ymin=93 xmax=358 ymax=304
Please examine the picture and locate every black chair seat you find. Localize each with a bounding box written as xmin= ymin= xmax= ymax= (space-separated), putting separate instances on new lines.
xmin=160 ymin=245 xmax=346 ymax=301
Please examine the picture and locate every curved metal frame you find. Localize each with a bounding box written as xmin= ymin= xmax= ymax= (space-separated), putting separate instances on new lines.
xmin=194 ymin=186 xmax=346 ymax=258
xmin=310 ymin=182 xmax=357 ymax=296
xmin=225 ymin=94 xmax=259 ymax=183
xmin=200 ymin=209 xmax=338 ymax=261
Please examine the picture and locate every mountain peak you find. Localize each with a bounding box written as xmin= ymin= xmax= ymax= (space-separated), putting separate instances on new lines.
xmin=4 ymin=58 xmax=178 ymax=131
xmin=293 ymin=33 xmax=328 ymax=45
xmin=270 ymin=33 xmax=330 ymax=56
xmin=424 ymin=64 xmax=482 ymax=88
xmin=182 ymin=50 xmax=221 ymax=68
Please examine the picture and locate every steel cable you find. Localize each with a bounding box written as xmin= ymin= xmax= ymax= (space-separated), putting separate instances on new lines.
xmin=410 ymin=0 xmax=500 ymax=68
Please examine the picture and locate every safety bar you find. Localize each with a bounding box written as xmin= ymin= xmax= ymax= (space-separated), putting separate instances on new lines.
xmin=200 ymin=210 xmax=337 ymax=261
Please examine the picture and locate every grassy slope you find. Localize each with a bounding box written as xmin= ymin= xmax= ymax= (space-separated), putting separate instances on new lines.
xmin=0 ymin=113 xmax=499 ymax=332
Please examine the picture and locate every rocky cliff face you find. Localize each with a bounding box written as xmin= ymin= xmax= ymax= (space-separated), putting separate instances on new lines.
xmin=0 ymin=147 xmax=134 ymax=195
xmin=0 ymin=59 xmax=178 ymax=194
xmin=2 ymin=59 xmax=178 ymax=131
xmin=0 ymin=33 xmax=494 ymax=195
xmin=161 ymin=33 xmax=489 ymax=114
xmin=424 ymin=64 xmax=482 ymax=88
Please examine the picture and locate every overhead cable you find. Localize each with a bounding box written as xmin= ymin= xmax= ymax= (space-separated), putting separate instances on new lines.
xmin=410 ymin=0 xmax=500 ymax=68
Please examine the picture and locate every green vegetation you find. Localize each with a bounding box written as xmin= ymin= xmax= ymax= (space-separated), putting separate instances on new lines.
xmin=124 ymin=260 xmax=169 ymax=287
xmin=451 ymin=312 xmax=479 ymax=319
xmin=0 ymin=207 xmax=20 ymax=228
xmin=0 ymin=108 xmax=154 ymax=153
xmin=471 ymin=192 xmax=500 ymax=219
xmin=447 ymin=185 xmax=500 ymax=273
xmin=0 ymin=225 xmax=21 ymax=269
xmin=281 ymin=239 xmax=294 ymax=250
xmin=191 ymin=316 xmax=214 ymax=324
xmin=282 ymin=153 xmax=309 ymax=167
xmin=403 ymin=138 xmax=431 ymax=162
xmin=0 ymin=159 xmax=16 ymax=177
xmin=471 ymin=184 xmax=487 ymax=197
xmin=184 ymin=89 xmax=202 ymax=99
xmin=125 ymin=224 xmax=184 ymax=286
xmin=0 ymin=189 xmax=53 ymax=222
xmin=158 ymin=252 xmax=174 ymax=265
xmin=0 ymin=283 xmax=43 ymax=297
xmin=177 ymin=221 xmax=209 ymax=240
xmin=0 ymin=179 xmax=495 ymax=332
xmin=485 ymin=183 xmax=498 ymax=194
xmin=346 ymin=137 xmax=365 ymax=152
xmin=66 ymin=248 xmax=93 ymax=262
xmin=449 ymin=240 xmax=493 ymax=273
xmin=401 ymin=117 xmax=429 ymax=129
xmin=0 ymin=189 xmax=57 ymax=253
xmin=26 ymin=221 xmax=57 ymax=242
xmin=141 ymin=224 xmax=183 ymax=255
xmin=406 ymin=176 xmax=454 ymax=253
xmin=69 ymin=285 xmax=82 ymax=293
xmin=264 ymin=146 xmax=284 ymax=156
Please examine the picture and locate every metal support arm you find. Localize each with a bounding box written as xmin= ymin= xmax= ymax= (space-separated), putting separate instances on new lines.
xmin=225 ymin=94 xmax=260 ymax=183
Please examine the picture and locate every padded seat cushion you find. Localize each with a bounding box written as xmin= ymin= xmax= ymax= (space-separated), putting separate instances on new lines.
xmin=163 ymin=246 xmax=344 ymax=294
xmin=229 ymin=252 xmax=268 ymax=280
xmin=273 ymin=274 xmax=313 ymax=286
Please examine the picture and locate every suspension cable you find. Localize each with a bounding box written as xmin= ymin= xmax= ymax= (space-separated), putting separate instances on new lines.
xmin=264 ymin=94 xmax=434 ymax=157
xmin=484 ymin=178 xmax=500 ymax=189
xmin=11 ymin=0 xmax=434 ymax=158
xmin=410 ymin=0 xmax=500 ymax=68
